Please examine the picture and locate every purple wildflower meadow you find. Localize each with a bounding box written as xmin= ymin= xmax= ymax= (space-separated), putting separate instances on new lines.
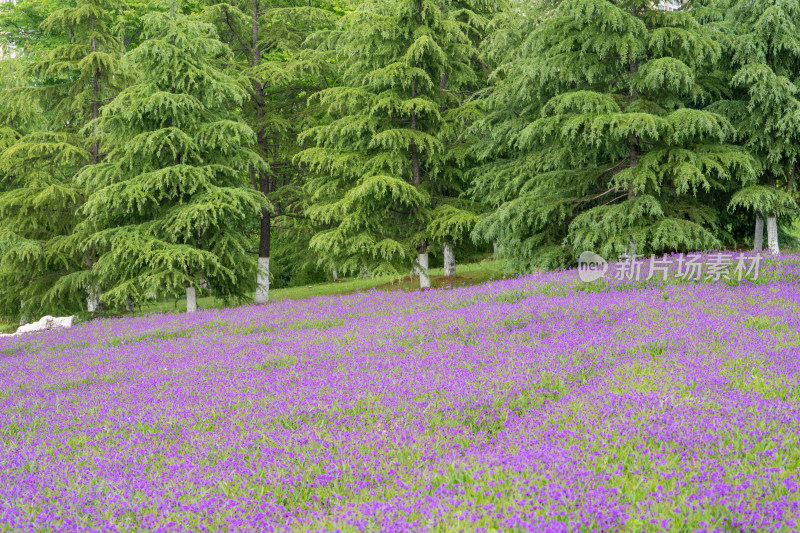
xmin=1 ymin=253 xmax=799 ymax=532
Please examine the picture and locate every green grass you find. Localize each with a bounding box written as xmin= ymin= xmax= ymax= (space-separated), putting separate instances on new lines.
xmin=786 ymin=218 xmax=800 ymax=253
xmin=139 ymin=258 xmax=509 ymax=314
xmin=0 ymin=259 xmax=509 ymax=331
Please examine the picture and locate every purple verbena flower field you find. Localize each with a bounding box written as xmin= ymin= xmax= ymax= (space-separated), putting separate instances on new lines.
xmin=2 ymin=254 xmax=800 ymax=532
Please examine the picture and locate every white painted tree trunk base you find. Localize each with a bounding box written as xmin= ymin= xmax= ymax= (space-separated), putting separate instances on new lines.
xmin=754 ymin=212 xmax=764 ymax=253
xmin=186 ymin=286 xmax=197 ymax=313
xmin=418 ymin=252 xmax=430 ymax=289
xmin=628 ymin=235 xmax=636 ymax=259
xmin=87 ymin=286 xmax=101 ymax=313
xmin=444 ymin=243 xmax=456 ymax=277
xmin=767 ymin=214 xmax=780 ymax=255
xmin=255 ymin=257 xmax=269 ymax=304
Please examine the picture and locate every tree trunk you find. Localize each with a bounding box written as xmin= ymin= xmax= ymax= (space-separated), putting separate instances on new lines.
xmin=125 ymin=297 xmax=135 ymax=313
xmin=754 ymin=212 xmax=764 ymax=252
xmin=627 ymin=59 xmax=639 ymax=241
xmin=250 ymin=1 xmax=271 ymax=306
xmin=628 ymin=235 xmax=636 ymax=259
xmin=332 ymin=265 xmax=338 ymax=282
xmin=438 ymin=53 xmax=455 ymax=279
xmin=255 ymin=257 xmax=269 ymax=304
xmin=767 ymin=214 xmax=780 ymax=254
xmin=87 ymin=285 xmax=101 ymax=313
xmin=19 ymin=301 xmax=27 ymax=326
xmin=493 ymin=239 xmax=499 ymax=258
xmin=410 ymin=77 xmax=426 ymax=286
xmin=410 ymin=80 xmax=421 ymax=186
xmin=186 ymin=286 xmax=197 ymax=313
xmin=765 ymin=173 xmax=780 ymax=255
xmin=418 ymin=247 xmax=430 ymax=289
xmin=252 ymin=0 xmax=260 ymax=64
xmin=444 ymin=243 xmax=456 ymax=277
xmin=255 ymin=205 xmax=271 ymax=302
xmin=91 ymin=17 xmax=100 ymax=165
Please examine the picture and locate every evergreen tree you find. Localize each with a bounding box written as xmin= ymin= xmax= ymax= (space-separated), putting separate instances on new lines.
xmin=201 ymin=0 xmax=336 ymax=303
xmin=712 ymin=0 xmax=800 ymax=254
xmin=470 ymin=0 xmax=757 ymax=270
xmin=0 ymin=0 xmax=70 ymax=56
xmin=426 ymin=0 xmax=505 ymax=277
xmin=72 ymin=10 xmax=268 ymax=312
xmin=0 ymin=0 xmax=121 ymax=320
xmin=297 ymin=0 xmax=484 ymax=288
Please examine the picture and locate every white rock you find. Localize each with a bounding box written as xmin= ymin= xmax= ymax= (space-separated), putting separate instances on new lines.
xmin=16 ymin=316 xmax=53 ymax=334
xmin=50 ymin=316 xmax=75 ymax=329
xmin=10 ymin=315 xmax=75 ymax=336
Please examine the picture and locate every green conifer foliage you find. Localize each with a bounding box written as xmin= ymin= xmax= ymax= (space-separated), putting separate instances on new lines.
xmin=471 ymin=0 xmax=757 ymax=270
xmin=0 ymin=0 xmax=121 ymax=319
xmin=202 ymin=0 xmax=336 ymax=302
xmin=73 ymin=11 xmax=269 ymax=309
xmin=714 ymin=0 xmax=800 ymax=252
xmin=426 ymin=0 xmax=505 ymax=272
xmin=297 ymin=0 xmax=482 ymax=282
xmin=0 ymin=0 xmax=70 ymax=56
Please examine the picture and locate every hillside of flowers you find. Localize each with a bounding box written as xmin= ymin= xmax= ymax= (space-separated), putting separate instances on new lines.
xmin=1 ymin=253 xmax=800 ymax=532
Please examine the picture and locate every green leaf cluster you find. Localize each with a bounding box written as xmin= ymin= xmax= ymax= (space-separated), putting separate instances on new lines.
xmin=470 ymin=0 xmax=760 ymax=270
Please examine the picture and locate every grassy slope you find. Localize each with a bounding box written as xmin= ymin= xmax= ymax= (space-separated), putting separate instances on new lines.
xmin=0 ymin=261 xmax=508 ymax=333
xmin=2 ymin=260 xmax=507 ymax=332
xmin=138 ymin=259 xmax=509 ymax=314
xmin=6 ymin=223 xmax=800 ymax=328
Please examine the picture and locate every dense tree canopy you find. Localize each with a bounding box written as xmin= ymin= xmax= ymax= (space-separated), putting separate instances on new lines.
xmin=470 ymin=0 xmax=760 ymax=270
xmin=72 ymin=10 xmax=268 ymax=310
xmin=297 ymin=0 xmax=502 ymax=286
xmin=0 ymin=0 xmax=121 ymax=319
xmin=714 ymin=0 xmax=800 ymax=254
xmin=202 ymin=0 xmax=337 ymax=302
xmin=0 ymin=0 xmax=797 ymax=318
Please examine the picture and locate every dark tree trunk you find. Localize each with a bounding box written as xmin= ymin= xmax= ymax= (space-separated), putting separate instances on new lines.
xmin=627 ymin=60 xmax=639 ymax=258
xmin=91 ymin=16 xmax=99 ymax=164
xmin=410 ymin=80 xmax=421 ymax=186
xmin=251 ymin=1 xmax=272 ymax=304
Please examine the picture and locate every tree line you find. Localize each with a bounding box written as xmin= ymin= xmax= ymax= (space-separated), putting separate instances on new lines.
xmin=0 ymin=0 xmax=797 ymax=318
